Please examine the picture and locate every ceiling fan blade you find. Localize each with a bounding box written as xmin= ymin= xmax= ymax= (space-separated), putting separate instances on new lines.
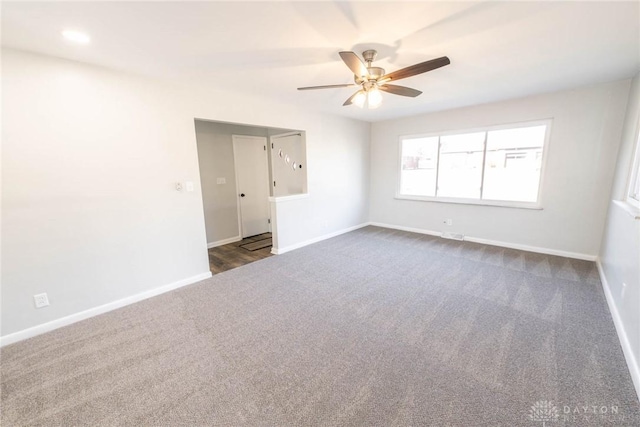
xmin=339 ymin=51 xmax=368 ymax=78
xmin=380 ymin=56 xmax=450 ymax=82
xmin=343 ymin=90 xmax=361 ymax=106
xmin=379 ymin=84 xmax=422 ymax=97
xmin=297 ymin=84 xmax=357 ymax=90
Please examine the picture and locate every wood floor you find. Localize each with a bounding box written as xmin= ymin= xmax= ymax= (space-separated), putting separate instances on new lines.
xmin=208 ymin=233 xmax=273 ymax=274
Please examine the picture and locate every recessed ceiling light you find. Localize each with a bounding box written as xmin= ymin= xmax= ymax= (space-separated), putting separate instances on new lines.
xmin=62 ymin=30 xmax=90 ymax=45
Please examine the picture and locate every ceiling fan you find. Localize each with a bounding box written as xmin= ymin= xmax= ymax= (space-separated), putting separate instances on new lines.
xmin=298 ymin=50 xmax=450 ymax=109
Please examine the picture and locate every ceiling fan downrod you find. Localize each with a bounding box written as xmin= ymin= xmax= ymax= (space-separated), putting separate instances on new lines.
xmin=356 ymin=50 xmax=385 ymax=84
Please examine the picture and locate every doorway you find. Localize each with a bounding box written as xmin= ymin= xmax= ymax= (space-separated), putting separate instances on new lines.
xmin=194 ymin=119 xmax=306 ymax=274
xmin=194 ymin=119 xmax=305 ymax=274
xmin=232 ymin=135 xmax=270 ymax=238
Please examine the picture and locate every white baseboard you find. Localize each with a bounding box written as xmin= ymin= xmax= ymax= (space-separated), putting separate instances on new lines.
xmin=368 ymin=222 xmax=441 ymax=238
xmin=596 ymin=260 xmax=640 ymax=401
xmin=272 ymin=222 xmax=369 ymax=255
xmin=368 ymin=222 xmax=597 ymax=261
xmin=0 ymin=271 xmax=213 ymax=347
xmin=465 ymin=236 xmax=597 ymax=261
xmin=207 ymin=236 xmax=241 ymax=249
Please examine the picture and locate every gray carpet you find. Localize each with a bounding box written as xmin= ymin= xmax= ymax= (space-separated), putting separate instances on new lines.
xmin=1 ymin=226 xmax=639 ymax=426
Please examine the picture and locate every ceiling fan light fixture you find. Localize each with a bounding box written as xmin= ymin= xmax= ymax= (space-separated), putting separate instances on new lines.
xmin=367 ymin=87 xmax=383 ymax=109
xmin=353 ymin=90 xmax=366 ymax=108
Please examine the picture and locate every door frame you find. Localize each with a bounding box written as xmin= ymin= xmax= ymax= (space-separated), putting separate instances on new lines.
xmin=232 ymin=134 xmax=271 ymax=238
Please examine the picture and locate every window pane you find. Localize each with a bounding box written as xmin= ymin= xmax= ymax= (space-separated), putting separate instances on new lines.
xmin=437 ymin=132 xmax=485 ymax=199
xmin=482 ymin=125 xmax=546 ymax=203
xmin=400 ymin=137 xmax=439 ymax=196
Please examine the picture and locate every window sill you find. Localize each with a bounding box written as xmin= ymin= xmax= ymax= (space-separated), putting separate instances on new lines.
xmin=395 ymin=195 xmax=543 ymax=210
xmin=613 ymin=200 xmax=640 ymax=219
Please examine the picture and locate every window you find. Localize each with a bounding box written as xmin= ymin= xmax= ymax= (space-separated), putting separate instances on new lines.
xmin=398 ymin=121 xmax=550 ymax=208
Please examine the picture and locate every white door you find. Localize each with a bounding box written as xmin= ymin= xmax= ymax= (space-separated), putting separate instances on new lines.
xmin=232 ymin=135 xmax=270 ymax=237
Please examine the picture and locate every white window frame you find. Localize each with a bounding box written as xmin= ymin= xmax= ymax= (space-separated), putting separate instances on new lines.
xmin=625 ymin=115 xmax=640 ymax=209
xmin=396 ymin=119 xmax=553 ymax=209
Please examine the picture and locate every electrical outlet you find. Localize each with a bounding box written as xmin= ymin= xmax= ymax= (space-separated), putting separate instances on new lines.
xmin=175 ymin=182 xmax=183 ymax=191
xmin=34 ymin=293 xmax=49 ymax=308
xmin=444 ymin=219 xmax=453 ymax=226
xmin=216 ymin=177 xmax=226 ymax=185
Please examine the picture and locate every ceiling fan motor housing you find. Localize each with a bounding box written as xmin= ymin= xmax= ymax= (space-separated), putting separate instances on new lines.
xmin=367 ymin=67 xmax=385 ymax=79
xmin=355 ymin=66 xmax=385 ymax=84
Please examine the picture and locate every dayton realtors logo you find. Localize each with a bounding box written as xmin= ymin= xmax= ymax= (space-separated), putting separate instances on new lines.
xmin=562 ymin=404 xmax=626 ymax=423
xmin=529 ymin=400 xmax=637 ymax=425
xmin=529 ymin=401 xmax=559 ymax=426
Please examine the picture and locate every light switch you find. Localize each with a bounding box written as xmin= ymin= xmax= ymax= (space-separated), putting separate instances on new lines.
xmin=186 ymin=181 xmax=194 ymax=192
xmin=216 ymin=177 xmax=226 ymax=185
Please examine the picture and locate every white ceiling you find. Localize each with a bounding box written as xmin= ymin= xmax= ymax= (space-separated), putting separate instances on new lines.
xmin=2 ymin=1 xmax=639 ymax=122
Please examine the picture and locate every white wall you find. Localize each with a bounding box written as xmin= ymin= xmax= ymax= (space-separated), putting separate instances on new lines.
xmin=599 ymin=72 xmax=640 ymax=395
xmin=370 ymin=80 xmax=631 ymax=258
xmin=271 ymin=114 xmax=371 ymax=251
xmin=1 ymin=49 xmax=370 ymax=339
